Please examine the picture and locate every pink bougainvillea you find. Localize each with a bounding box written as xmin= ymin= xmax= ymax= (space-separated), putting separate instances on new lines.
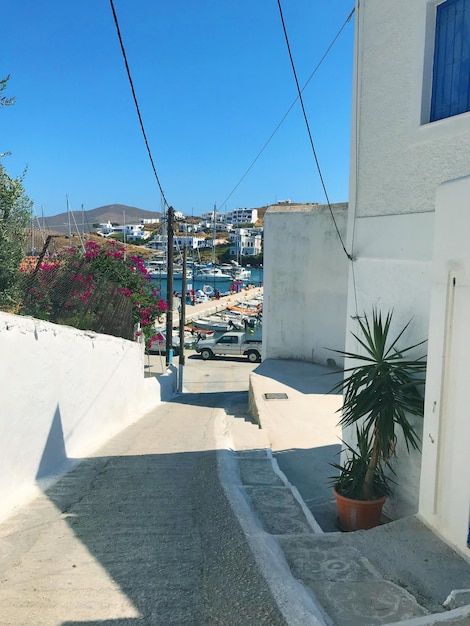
xmin=23 ymin=240 xmax=168 ymax=349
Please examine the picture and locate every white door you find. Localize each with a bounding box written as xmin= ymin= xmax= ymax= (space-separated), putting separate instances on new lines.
xmin=420 ymin=176 xmax=470 ymax=556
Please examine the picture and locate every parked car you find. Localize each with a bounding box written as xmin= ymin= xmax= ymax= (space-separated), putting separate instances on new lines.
xmin=195 ymin=331 xmax=262 ymax=362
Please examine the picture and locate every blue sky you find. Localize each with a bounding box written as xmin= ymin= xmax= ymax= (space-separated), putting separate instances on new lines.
xmin=1 ymin=1 xmax=354 ymax=217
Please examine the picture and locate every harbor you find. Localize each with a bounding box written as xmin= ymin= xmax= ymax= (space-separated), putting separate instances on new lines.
xmin=183 ymin=285 xmax=263 ymax=327
xmin=149 ymin=265 xmax=263 ymax=302
xmin=146 ymin=283 xmax=263 ymax=374
xmin=150 ymin=264 xmax=263 ymax=335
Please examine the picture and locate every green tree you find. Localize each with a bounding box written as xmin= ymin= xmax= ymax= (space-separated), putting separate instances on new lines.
xmin=0 ymin=76 xmax=32 ymax=306
xmin=0 ymin=75 xmax=15 ymax=107
xmin=0 ymin=164 xmax=32 ymax=304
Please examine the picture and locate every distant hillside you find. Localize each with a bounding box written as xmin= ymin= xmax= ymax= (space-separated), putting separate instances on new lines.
xmin=40 ymin=204 xmax=162 ymax=234
xmin=38 ymin=202 xmax=289 ymax=234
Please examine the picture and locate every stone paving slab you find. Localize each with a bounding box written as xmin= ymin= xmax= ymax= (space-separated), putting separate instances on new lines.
xmin=231 ymin=443 xmax=437 ymax=625
xmin=246 ymin=358 xmax=470 ymax=625
xmin=311 ymin=580 xmax=428 ymax=626
xmin=236 ymin=458 xmax=470 ymax=626
xmin=237 ymin=457 xmax=286 ymax=487
xmin=244 ymin=485 xmax=315 ymax=535
xmin=277 ymin=537 xmax=381 ymax=583
xmin=272 ymin=533 xmax=429 ymax=625
xmin=237 ymin=467 xmax=433 ymax=625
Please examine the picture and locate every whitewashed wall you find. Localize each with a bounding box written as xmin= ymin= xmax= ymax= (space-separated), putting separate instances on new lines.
xmin=263 ymin=203 xmax=348 ymax=366
xmin=0 ymin=312 xmax=175 ymax=522
xmin=344 ymin=212 xmax=433 ymax=520
xmin=352 ymin=0 xmax=470 ymax=220
xmin=348 ymin=0 xmax=470 ymax=550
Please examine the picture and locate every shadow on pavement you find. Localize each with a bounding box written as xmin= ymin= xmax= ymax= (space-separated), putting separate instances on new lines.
xmin=274 ymin=445 xmax=341 ymax=533
xmin=25 ymin=390 xmax=284 ymax=626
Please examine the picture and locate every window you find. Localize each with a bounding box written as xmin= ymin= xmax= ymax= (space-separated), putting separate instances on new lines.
xmin=430 ymin=0 xmax=470 ymax=121
xmin=218 ymin=336 xmax=237 ymax=344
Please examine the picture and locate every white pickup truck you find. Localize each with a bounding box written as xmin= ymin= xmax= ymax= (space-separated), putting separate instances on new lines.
xmin=195 ymin=331 xmax=262 ymax=362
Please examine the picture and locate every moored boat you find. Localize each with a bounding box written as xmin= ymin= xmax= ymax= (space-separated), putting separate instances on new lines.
xmin=192 ymin=315 xmax=244 ymax=332
xmin=227 ymin=304 xmax=262 ymax=316
xmin=194 ymin=267 xmax=232 ymax=281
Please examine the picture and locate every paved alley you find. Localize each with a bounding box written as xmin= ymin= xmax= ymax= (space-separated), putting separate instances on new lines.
xmin=0 ymin=355 xmax=287 ymax=625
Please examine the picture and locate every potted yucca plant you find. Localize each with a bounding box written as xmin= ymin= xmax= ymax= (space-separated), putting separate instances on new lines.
xmin=329 ymin=308 xmax=426 ymax=531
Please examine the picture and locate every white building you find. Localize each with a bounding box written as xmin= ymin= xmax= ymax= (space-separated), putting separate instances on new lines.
xmin=226 ymin=208 xmax=258 ymax=225
xmin=97 ymin=222 xmax=150 ymax=241
xmin=229 ymin=228 xmax=262 ymax=257
xmin=173 ymin=236 xmax=208 ymax=250
xmin=210 ymin=222 xmax=232 ymax=232
xmin=200 ymin=210 xmax=225 ymax=224
xmin=146 ymin=234 xmax=165 ymax=251
xmin=346 ymin=0 xmax=470 ymax=555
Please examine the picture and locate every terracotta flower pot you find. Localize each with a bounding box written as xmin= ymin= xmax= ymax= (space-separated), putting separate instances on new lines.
xmin=333 ymin=488 xmax=386 ymax=531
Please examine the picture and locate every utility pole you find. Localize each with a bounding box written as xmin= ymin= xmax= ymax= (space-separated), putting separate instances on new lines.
xmin=177 ymin=245 xmax=187 ymax=392
xmin=123 ymin=210 xmax=127 ymax=260
xmin=165 ymin=206 xmax=174 ymax=364
xmin=212 ymin=203 xmax=217 ymax=294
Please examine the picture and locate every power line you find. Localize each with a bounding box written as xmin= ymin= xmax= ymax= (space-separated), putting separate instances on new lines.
xmin=109 ymin=0 xmax=170 ymax=211
xmin=276 ymin=0 xmax=353 ymax=261
xmin=219 ymin=8 xmax=354 ymax=212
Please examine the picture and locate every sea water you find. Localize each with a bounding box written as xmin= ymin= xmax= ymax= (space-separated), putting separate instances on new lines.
xmin=150 ymin=266 xmax=264 ymax=300
xmin=151 ymin=266 xmax=263 ymax=345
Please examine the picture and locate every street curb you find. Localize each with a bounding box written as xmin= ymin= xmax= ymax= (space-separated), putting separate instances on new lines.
xmin=214 ymin=409 xmax=328 ymax=626
xmin=267 ymin=450 xmax=324 ymax=535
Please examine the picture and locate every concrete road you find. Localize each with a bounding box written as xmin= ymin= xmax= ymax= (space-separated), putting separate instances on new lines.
xmin=182 ymin=350 xmax=259 ymax=393
xmin=4 ymin=352 xmax=465 ymax=626
xmin=0 ymin=353 xmax=287 ymax=626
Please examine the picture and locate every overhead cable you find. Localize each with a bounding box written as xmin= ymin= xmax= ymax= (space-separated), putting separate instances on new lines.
xmin=219 ymin=7 xmax=354 ymax=212
xmin=276 ymin=0 xmax=353 ymax=261
xmin=109 ymin=0 xmax=170 ymax=210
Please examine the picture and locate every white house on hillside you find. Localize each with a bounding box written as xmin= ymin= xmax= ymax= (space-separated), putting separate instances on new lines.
xmin=200 ymin=210 xmax=225 ymax=224
xmin=173 ymin=236 xmax=209 ymax=250
xmin=229 ymin=228 xmax=263 ymax=257
xmin=226 ymin=208 xmax=258 ymax=225
xmin=347 ymin=0 xmax=470 ymax=555
xmin=97 ymin=222 xmax=150 ymax=241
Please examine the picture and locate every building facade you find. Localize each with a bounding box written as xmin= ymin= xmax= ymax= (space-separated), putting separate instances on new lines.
xmin=226 ymin=208 xmax=258 ymax=225
xmin=347 ymin=0 xmax=470 ymax=554
xmin=229 ymin=228 xmax=263 ymax=257
xmin=98 ymin=222 xmax=150 ymax=241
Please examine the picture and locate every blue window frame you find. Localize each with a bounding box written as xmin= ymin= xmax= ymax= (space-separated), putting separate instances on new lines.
xmin=430 ymin=0 xmax=470 ymax=122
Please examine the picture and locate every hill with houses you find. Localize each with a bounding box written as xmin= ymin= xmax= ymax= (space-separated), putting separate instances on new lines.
xmin=39 ymin=204 xmax=162 ymax=234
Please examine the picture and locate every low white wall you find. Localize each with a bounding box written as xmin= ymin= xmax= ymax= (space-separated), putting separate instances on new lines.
xmin=0 ymin=312 xmax=175 ymax=522
xmin=263 ymin=203 xmax=348 ymax=366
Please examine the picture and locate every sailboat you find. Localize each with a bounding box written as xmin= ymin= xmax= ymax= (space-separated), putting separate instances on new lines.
xmin=144 ymin=205 xmax=191 ymax=280
xmin=144 ymin=258 xmax=191 ymax=280
xmin=194 ymin=266 xmax=232 ymax=281
xmin=194 ymin=204 xmax=232 ymax=282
